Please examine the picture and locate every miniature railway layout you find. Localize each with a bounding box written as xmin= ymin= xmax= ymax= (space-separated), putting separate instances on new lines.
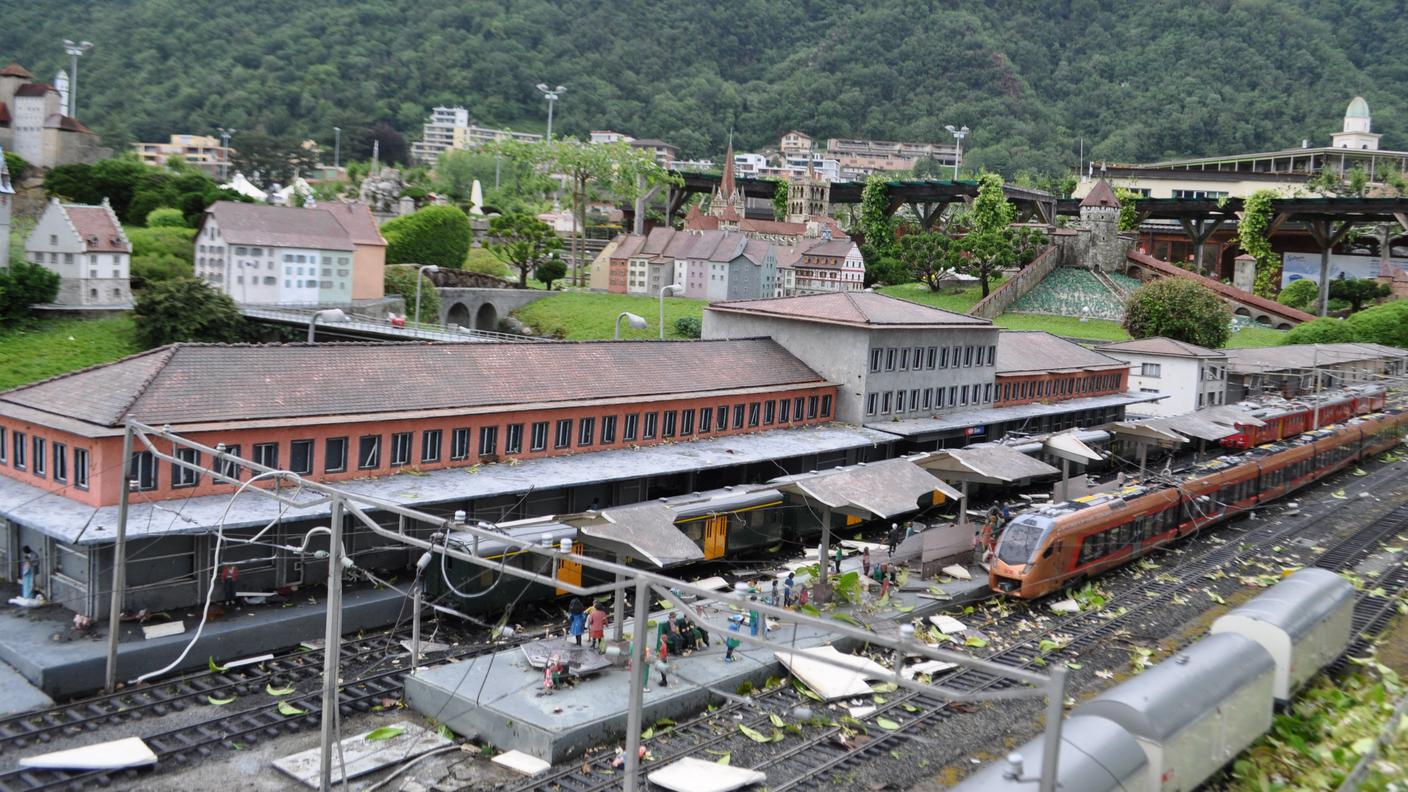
xmin=511 ymin=459 xmax=1408 ymax=792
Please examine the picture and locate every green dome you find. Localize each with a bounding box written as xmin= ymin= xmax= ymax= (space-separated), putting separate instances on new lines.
xmin=1346 ymin=96 xmax=1370 ymax=119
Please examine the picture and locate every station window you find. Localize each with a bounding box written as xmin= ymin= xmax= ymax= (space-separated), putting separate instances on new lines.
xmin=808 ymin=395 xmax=819 ymax=418
xmin=949 ymin=385 xmax=958 ymax=406
xmin=699 ymin=408 xmax=713 ymax=433
xmin=479 ymin=426 xmax=498 ymax=456
xmin=987 ymin=345 xmax=997 ymax=366
xmin=748 ymin=403 xmax=760 ymax=427
xmin=881 ymin=391 xmax=892 ymax=414
xmin=910 ymin=389 xmax=920 ymax=411
xmin=716 ymin=405 xmax=728 ymax=431
xmin=421 ymin=430 xmax=442 ymax=463
xmin=505 ymin=424 xmax=523 ymax=454
xmin=961 ymin=385 xmax=970 ymax=405
xmin=660 ymin=412 xmax=675 ymax=438
xmin=580 ymin=417 xmax=596 ymax=446
xmin=951 ymin=346 xmax=961 ymax=368
xmin=643 ymin=412 xmax=659 ymax=439
xmin=821 ymin=395 xmax=832 ymax=418
xmin=940 ymin=347 xmax=950 ymax=368
xmin=866 ymin=393 xmax=878 ymax=416
xmin=898 ymin=348 xmax=909 ymax=371
xmin=926 ymin=347 xmax=937 ymax=369
xmin=922 ymin=389 xmax=933 ymax=410
xmin=623 ymin=414 xmax=639 ymax=442
xmin=793 ymin=397 xmax=805 ymax=421
xmin=32 ymin=437 xmax=45 ymax=478
xmin=291 ymin=439 xmax=315 ymax=474
xmin=531 ymin=422 xmax=549 ymax=451
xmin=555 ymin=419 xmax=573 ymax=449
xmin=937 ymin=388 xmax=946 ymax=408
xmin=325 ymin=438 xmax=347 ymax=473
xmin=869 ymin=348 xmax=883 ymax=372
xmin=680 ymin=410 xmax=694 ymax=435
xmin=253 ymin=442 xmax=279 ymax=470
xmin=601 ymin=416 xmax=617 ymax=444
xmin=390 ymin=432 xmax=412 ymax=466
xmin=885 ymin=348 xmax=897 ymax=371
xmin=964 ymin=346 xmax=974 ymax=367
xmin=763 ymin=401 xmax=776 ymax=425
xmin=173 ymin=447 xmax=200 ymax=487
xmin=73 ymin=447 xmax=89 ymax=490
xmin=357 ymin=436 xmax=381 ymax=469
xmin=130 ymin=450 xmax=158 ymax=490
xmin=894 ymin=390 xmax=905 ymax=413
xmin=779 ymin=399 xmax=791 ymax=423
xmin=913 ymin=347 xmax=925 ymax=369
xmin=0 ymin=427 xmax=6 ymax=464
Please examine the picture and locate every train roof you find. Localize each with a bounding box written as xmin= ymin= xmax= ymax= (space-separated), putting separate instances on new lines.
xmin=1217 ymin=567 xmax=1354 ymax=641
xmin=1077 ymin=632 xmax=1273 ymax=741
xmin=952 ymin=714 xmax=1147 ymax=791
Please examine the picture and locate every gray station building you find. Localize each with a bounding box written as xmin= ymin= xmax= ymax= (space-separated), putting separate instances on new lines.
xmin=703 ymin=291 xmax=1001 ymax=425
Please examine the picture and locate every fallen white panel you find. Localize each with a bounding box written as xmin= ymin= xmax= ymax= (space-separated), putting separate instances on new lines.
xmin=848 ymin=705 xmax=876 ymax=718
xmin=20 ymin=737 xmax=157 ymax=770
xmin=224 ymin=653 xmax=275 ymax=670
xmin=930 ymin=615 xmax=967 ymax=635
xmin=234 ymin=591 xmax=276 ymax=597
xmin=648 ymin=756 xmax=767 ymax=792
xmin=274 ymin=722 xmax=452 ymax=788
xmin=840 ymin=540 xmax=888 ymax=553
xmin=492 ymin=750 xmax=552 ymax=777
xmin=142 ymin=621 xmax=185 ymax=640
xmin=1049 ymin=599 xmax=1080 ymax=615
xmin=399 ymin=639 xmax=451 ymax=656
xmin=941 ymin=565 xmax=972 ymax=581
xmin=904 ymin=660 xmax=958 ymax=680
xmin=692 ymin=576 xmax=730 ymax=592
xmin=775 ymin=645 xmax=891 ymax=700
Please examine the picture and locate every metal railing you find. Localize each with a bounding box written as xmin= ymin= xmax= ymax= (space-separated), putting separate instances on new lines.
xmin=239 ymin=306 xmax=546 ymax=343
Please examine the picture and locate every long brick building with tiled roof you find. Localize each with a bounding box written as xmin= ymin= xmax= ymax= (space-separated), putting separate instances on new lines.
xmin=0 ymin=340 xmax=837 ymax=507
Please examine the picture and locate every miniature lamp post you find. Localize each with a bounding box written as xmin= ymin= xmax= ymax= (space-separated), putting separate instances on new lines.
xmin=614 ymin=311 xmax=647 ymax=339
xmin=307 ymin=308 xmax=348 ymax=343
xmin=536 ymin=83 xmax=566 ymax=142
xmin=944 ymin=124 xmax=970 ymax=180
xmin=61 ymin=39 xmax=92 ymax=118
xmin=658 ymin=284 xmax=683 ymax=339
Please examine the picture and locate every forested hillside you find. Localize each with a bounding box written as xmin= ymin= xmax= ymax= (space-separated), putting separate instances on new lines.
xmin=2 ymin=0 xmax=1403 ymax=176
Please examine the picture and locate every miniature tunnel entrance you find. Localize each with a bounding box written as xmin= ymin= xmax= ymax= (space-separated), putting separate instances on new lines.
xmin=475 ymin=303 xmax=498 ymax=331
xmin=446 ymin=301 xmax=470 ymax=327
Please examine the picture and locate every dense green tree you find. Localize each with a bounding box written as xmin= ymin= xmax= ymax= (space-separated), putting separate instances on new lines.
xmin=3 ymin=151 xmax=29 ymax=181
xmin=674 ymin=316 xmax=701 ymax=339
xmin=1114 ymin=188 xmax=1142 ymax=232
xmin=911 ymin=157 xmax=947 ymax=179
xmin=771 ymin=179 xmax=789 ymax=221
xmin=1237 ymin=190 xmax=1281 ymax=297
xmin=145 ymin=207 xmax=187 ymax=228
xmin=131 ymin=253 xmax=193 ymax=286
xmin=485 ymin=213 xmax=563 ymax=287
xmin=1343 ymin=301 xmax=1408 ymax=348
xmin=534 ymin=257 xmax=567 ymax=291
xmin=44 ymin=158 xmax=240 ymax=225
xmin=0 ymin=261 xmax=60 ymax=323
xmin=856 ymin=175 xmax=896 ymax=257
xmin=897 ymin=232 xmax=963 ymax=292
xmin=1328 ymin=278 xmax=1391 ymax=312
xmin=1282 ymin=317 xmax=1354 ymax=345
xmin=229 ymin=132 xmax=318 ymax=189
xmin=132 ymin=278 xmax=246 ymax=347
xmin=1277 ymin=279 xmax=1319 ymax=311
xmin=383 ymin=265 xmax=441 ymax=323
xmin=958 ymin=172 xmax=1018 ymax=297
xmin=1123 ymin=278 xmax=1232 ymax=348
xmin=381 ymin=205 xmax=472 ymax=269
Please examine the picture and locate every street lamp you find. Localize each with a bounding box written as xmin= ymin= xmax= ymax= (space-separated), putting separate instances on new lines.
xmin=307 ymin=308 xmax=349 ymax=343
xmin=61 ymin=39 xmax=92 ymax=118
xmin=658 ymin=283 xmax=683 ymax=339
xmin=216 ymin=126 xmax=236 ymax=182
xmin=535 ymin=83 xmax=566 ymax=142
xmin=333 ymin=127 xmax=341 ymax=169
xmin=414 ymin=264 xmax=440 ymax=335
xmin=614 ymin=312 xmax=647 ymax=340
xmin=944 ymin=124 xmax=969 ymax=180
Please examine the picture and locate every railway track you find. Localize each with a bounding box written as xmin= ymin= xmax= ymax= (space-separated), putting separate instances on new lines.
xmin=0 ymin=626 xmax=530 ymax=792
xmin=514 ymin=460 xmax=1408 ymax=792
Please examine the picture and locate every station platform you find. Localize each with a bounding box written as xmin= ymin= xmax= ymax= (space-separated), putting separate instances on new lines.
xmin=0 ymin=583 xmax=407 ymax=698
xmin=405 ymin=558 xmax=989 ymax=763
xmin=0 ymin=657 xmax=53 ymax=716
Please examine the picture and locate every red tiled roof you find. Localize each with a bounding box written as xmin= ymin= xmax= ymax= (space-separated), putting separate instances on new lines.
xmin=1096 ymin=337 xmax=1225 ymax=358
xmin=709 ymin=291 xmax=991 ymax=328
xmin=996 ymin=331 xmax=1128 ymax=375
xmin=0 ymin=102 xmax=10 ymax=125
xmin=1126 ymin=250 xmax=1316 ymax=324
xmin=0 ymin=340 xmax=828 ymax=428
xmin=14 ymin=83 xmax=54 ymax=98
xmin=45 ymin=114 xmax=93 ymax=134
xmin=1080 ymin=178 xmax=1120 ymax=209
xmin=0 ymin=63 xmax=33 ymax=78
xmin=64 ymin=205 xmax=129 ymax=253
xmin=324 ymin=202 xmax=386 ymax=247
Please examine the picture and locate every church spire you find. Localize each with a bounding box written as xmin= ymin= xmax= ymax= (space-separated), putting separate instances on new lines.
xmin=720 ymin=131 xmax=736 ymax=199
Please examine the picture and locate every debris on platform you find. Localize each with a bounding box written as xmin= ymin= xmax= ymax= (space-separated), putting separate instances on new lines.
xmin=930 ymin=615 xmax=967 ymax=634
xmin=273 ymin=721 xmax=451 ymax=788
xmin=400 ymin=639 xmax=451 ymax=657
xmin=848 ymin=705 xmax=876 ymax=718
xmin=492 ymin=749 xmax=552 ymax=776
xmin=19 ymin=737 xmax=158 ymax=770
xmin=7 ymin=594 xmax=45 ymax=608
xmin=941 ymin=564 xmax=972 ymax=581
xmin=1049 ymin=598 xmax=1080 ymax=614
xmin=142 ymin=621 xmax=186 ymax=640
xmin=775 ymin=645 xmax=890 ymax=700
xmin=648 ymin=756 xmax=766 ymax=792
xmin=520 ymin=638 xmax=612 ymax=677
xmin=904 ymin=659 xmax=957 ymax=679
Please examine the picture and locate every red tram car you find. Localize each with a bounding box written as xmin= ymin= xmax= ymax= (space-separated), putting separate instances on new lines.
xmin=1220 ymin=388 xmax=1386 ymax=450
xmin=990 ymin=409 xmax=1408 ymax=599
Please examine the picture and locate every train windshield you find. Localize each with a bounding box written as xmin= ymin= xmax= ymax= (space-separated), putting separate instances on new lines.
xmin=995 ymin=514 xmax=1053 ymax=566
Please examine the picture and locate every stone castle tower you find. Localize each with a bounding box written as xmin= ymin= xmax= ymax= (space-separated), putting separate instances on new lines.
xmin=786 ymin=157 xmax=830 ymax=224
xmin=1078 ymin=178 xmax=1124 ymax=271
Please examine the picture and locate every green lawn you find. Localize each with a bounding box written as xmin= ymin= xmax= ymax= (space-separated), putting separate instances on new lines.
xmin=511 ymin=291 xmax=708 ymax=340
xmin=0 ymin=315 xmax=142 ymax=391
xmin=878 ymin=278 xmax=1005 ymax=314
xmin=993 ymin=312 xmax=1132 ymax=341
xmin=1224 ymin=325 xmax=1287 ymax=348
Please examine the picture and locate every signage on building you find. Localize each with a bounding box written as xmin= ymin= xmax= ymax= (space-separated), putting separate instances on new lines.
xmin=1281 ymin=251 xmax=1406 ymax=287
xmin=965 ymin=425 xmax=986 ymax=437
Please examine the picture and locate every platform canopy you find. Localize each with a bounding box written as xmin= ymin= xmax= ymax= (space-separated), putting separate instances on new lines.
xmin=562 ymin=502 xmax=704 ymax=567
xmin=772 ymin=458 xmax=960 ymax=520
xmin=1045 ymin=431 xmax=1104 ymax=464
xmin=1106 ymin=420 xmax=1190 ymax=448
xmin=913 ymin=446 xmax=1060 ymax=484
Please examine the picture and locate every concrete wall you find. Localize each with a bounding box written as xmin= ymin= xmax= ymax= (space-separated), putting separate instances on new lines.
xmin=969 ymin=246 xmax=1059 ymax=319
xmin=350 ymin=242 xmax=386 ymax=300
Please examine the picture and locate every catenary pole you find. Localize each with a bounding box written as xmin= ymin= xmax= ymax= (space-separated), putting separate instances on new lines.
xmin=104 ymin=424 xmax=134 ymax=691
xmin=622 ymin=577 xmax=651 ymax=792
xmin=1037 ymin=666 xmax=1068 ymax=792
xmin=318 ymin=497 xmax=346 ymax=792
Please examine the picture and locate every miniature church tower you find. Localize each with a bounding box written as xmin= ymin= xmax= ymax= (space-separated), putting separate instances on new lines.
xmin=0 ymin=146 xmax=12 ymax=268
xmin=786 ymin=156 xmax=830 ymax=224
xmin=1332 ymin=96 xmax=1381 ymax=151
xmin=706 ymin=138 xmax=746 ymax=226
